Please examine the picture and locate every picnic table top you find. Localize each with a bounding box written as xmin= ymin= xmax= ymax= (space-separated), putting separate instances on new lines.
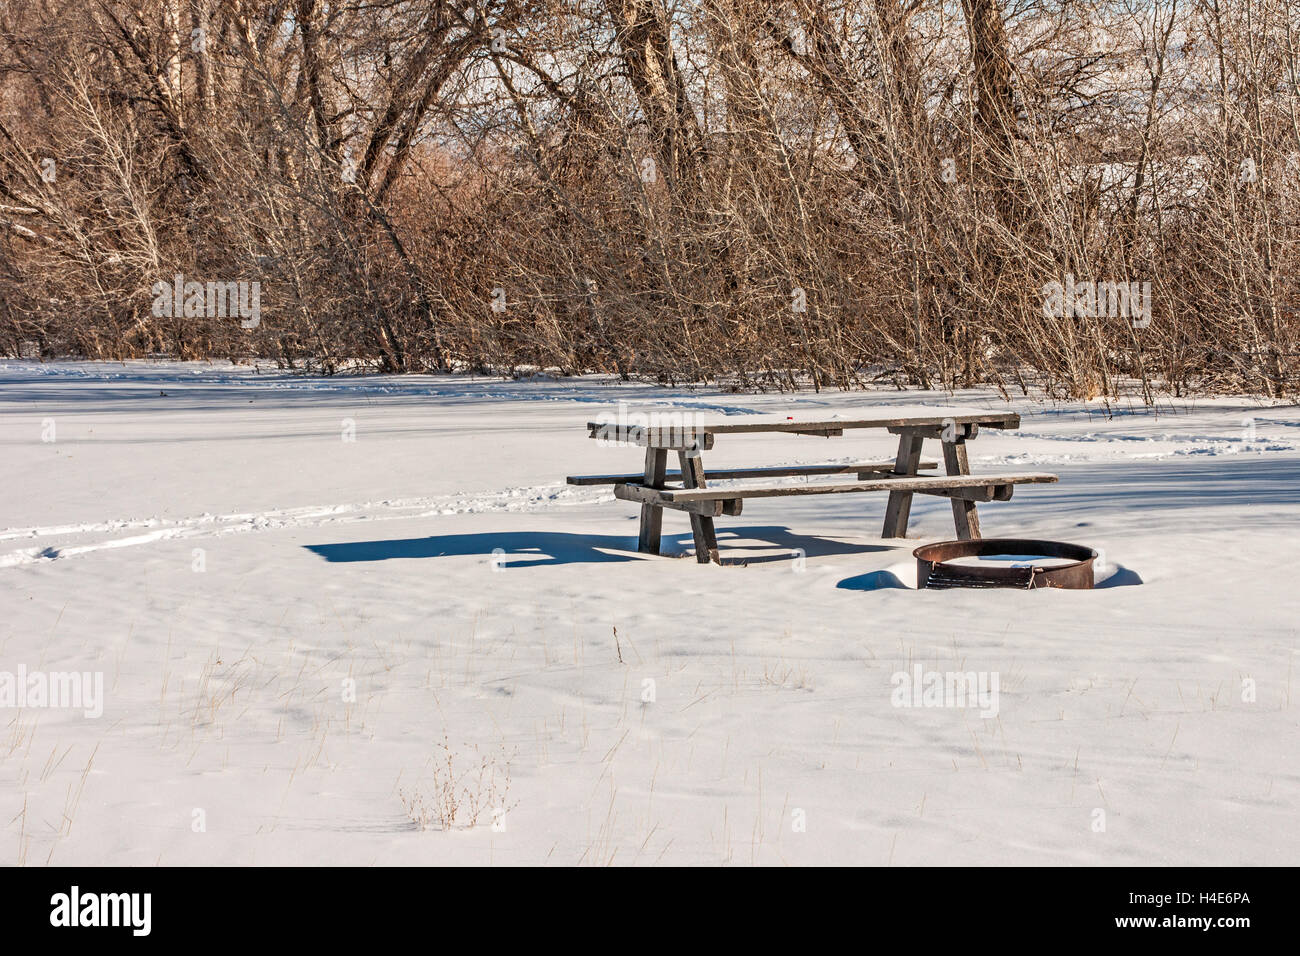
xmin=587 ymin=405 xmax=1020 ymax=436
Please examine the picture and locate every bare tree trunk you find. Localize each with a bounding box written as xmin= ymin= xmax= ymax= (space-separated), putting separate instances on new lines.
xmin=605 ymin=0 xmax=705 ymax=195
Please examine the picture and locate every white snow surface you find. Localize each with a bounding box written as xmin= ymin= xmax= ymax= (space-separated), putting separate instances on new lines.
xmin=1 ymin=360 xmax=1297 ymax=865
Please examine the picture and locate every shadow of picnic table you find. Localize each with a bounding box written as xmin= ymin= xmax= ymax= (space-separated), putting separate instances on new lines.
xmin=304 ymin=525 xmax=897 ymax=567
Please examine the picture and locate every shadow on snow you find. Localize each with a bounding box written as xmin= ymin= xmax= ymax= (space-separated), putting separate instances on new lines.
xmin=304 ymin=525 xmax=900 ymax=567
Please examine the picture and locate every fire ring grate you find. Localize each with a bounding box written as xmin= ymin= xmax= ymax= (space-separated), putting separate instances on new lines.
xmin=913 ymin=538 xmax=1097 ymax=590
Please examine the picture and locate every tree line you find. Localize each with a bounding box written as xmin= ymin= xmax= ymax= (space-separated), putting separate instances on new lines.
xmin=0 ymin=0 xmax=1296 ymax=399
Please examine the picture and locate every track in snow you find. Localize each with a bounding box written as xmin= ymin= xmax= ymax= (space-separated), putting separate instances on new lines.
xmin=0 ymin=482 xmax=607 ymax=568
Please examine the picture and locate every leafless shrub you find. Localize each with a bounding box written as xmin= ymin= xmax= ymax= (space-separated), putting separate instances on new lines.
xmin=399 ymin=735 xmax=514 ymax=831
xmin=0 ymin=0 xmax=1296 ymax=399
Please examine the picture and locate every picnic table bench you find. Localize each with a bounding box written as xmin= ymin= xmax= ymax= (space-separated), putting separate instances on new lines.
xmin=567 ymin=409 xmax=1056 ymax=564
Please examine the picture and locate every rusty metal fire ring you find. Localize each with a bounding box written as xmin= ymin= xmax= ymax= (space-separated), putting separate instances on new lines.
xmin=913 ymin=538 xmax=1097 ymax=590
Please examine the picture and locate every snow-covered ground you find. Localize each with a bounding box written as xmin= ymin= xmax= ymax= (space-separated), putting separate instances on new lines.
xmin=2 ymin=360 xmax=1297 ymax=865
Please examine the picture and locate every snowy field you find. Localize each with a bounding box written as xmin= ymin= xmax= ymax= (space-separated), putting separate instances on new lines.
xmin=2 ymin=360 xmax=1298 ymax=866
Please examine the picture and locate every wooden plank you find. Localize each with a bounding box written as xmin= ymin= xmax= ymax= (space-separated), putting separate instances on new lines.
xmin=888 ymin=422 xmax=979 ymax=440
xmin=943 ymin=439 xmax=981 ymax=540
xmin=566 ymin=458 xmax=940 ymax=486
xmin=615 ymin=483 xmax=727 ymax=516
xmin=648 ymin=472 xmax=1058 ymax=503
xmin=924 ymin=485 xmax=1015 ymax=503
xmin=881 ymin=433 xmax=924 ymax=538
xmin=618 ymin=478 xmax=1008 ymax=503
xmin=586 ymin=411 xmax=1018 ymax=438
xmin=678 ymin=448 xmax=719 ymax=564
xmin=637 ymin=446 xmax=668 ymax=555
xmin=588 ymin=424 xmax=715 ymax=450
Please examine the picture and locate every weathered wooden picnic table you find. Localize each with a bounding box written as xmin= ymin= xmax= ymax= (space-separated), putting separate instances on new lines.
xmin=567 ymin=408 xmax=1057 ymax=564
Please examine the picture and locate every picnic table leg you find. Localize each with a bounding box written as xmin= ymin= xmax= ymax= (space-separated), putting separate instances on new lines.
xmin=678 ymin=446 xmax=720 ymax=565
xmin=881 ymin=432 xmax=924 ymax=538
xmin=637 ymin=446 xmax=668 ymax=555
xmin=942 ymin=435 xmax=982 ymax=540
